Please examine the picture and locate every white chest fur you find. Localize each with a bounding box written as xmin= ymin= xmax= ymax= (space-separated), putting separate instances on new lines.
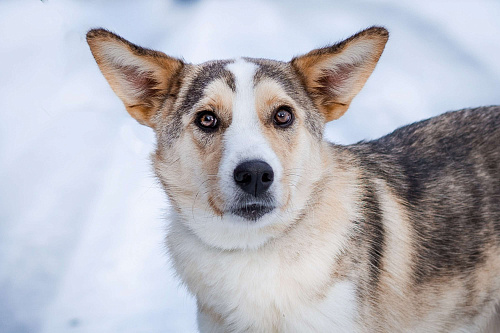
xmin=168 ymin=217 xmax=359 ymax=332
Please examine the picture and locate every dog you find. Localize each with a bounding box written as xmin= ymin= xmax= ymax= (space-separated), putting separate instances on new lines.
xmin=87 ymin=26 xmax=500 ymax=332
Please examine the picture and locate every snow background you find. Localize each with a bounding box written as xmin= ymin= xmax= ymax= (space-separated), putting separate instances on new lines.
xmin=1 ymin=0 xmax=499 ymax=332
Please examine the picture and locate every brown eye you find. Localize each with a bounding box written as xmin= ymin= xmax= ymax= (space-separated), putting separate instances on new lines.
xmin=273 ymin=106 xmax=294 ymax=128
xmin=196 ymin=111 xmax=219 ymax=131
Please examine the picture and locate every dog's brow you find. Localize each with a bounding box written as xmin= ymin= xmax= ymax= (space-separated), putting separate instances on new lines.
xmin=179 ymin=60 xmax=236 ymax=114
xmin=248 ymin=59 xmax=300 ymax=98
xmin=248 ymin=58 xmax=324 ymax=139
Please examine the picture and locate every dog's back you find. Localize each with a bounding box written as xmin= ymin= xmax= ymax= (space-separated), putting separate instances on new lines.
xmin=349 ymin=106 xmax=500 ymax=330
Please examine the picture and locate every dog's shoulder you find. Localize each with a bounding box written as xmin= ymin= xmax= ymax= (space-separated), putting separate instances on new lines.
xmin=348 ymin=106 xmax=500 ymax=285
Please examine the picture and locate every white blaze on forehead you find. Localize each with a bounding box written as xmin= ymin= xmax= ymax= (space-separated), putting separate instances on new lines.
xmin=219 ymin=59 xmax=282 ymax=200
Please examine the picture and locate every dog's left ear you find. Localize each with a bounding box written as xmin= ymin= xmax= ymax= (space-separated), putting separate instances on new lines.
xmin=291 ymin=26 xmax=388 ymax=122
xmin=87 ymin=29 xmax=184 ymax=127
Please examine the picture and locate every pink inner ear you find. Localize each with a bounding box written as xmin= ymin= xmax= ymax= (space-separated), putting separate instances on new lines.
xmin=316 ymin=63 xmax=356 ymax=101
xmin=120 ymin=65 xmax=160 ymax=102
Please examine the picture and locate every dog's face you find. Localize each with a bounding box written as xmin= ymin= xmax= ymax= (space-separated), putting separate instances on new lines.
xmin=153 ymin=58 xmax=326 ymax=249
xmin=87 ymin=27 xmax=388 ymax=249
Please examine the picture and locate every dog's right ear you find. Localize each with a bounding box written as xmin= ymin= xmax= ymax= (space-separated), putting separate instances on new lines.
xmin=86 ymin=29 xmax=184 ymax=127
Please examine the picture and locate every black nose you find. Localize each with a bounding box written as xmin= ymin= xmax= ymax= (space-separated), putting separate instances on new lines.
xmin=233 ymin=160 xmax=274 ymax=197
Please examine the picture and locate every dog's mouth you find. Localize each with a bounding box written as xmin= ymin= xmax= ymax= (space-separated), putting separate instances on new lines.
xmin=230 ymin=203 xmax=275 ymax=221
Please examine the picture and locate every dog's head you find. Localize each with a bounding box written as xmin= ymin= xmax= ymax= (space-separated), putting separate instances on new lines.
xmin=87 ymin=27 xmax=388 ymax=249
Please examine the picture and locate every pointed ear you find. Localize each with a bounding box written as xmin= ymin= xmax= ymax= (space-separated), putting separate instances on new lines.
xmin=86 ymin=29 xmax=184 ymax=127
xmin=291 ymin=26 xmax=388 ymax=122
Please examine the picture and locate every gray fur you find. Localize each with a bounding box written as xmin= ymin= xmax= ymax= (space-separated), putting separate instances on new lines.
xmin=346 ymin=106 xmax=500 ymax=323
xmin=351 ymin=106 xmax=500 ymax=281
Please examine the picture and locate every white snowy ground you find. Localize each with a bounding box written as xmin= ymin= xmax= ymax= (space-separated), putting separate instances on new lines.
xmin=0 ymin=0 xmax=499 ymax=332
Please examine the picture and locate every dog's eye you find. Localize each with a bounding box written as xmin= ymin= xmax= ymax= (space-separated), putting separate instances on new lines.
xmin=273 ymin=106 xmax=294 ymax=128
xmin=196 ymin=111 xmax=219 ymax=131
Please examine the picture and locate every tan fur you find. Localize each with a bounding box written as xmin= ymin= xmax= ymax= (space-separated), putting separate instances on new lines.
xmin=189 ymin=78 xmax=234 ymax=216
xmin=254 ymin=79 xmax=307 ymax=211
xmin=198 ymin=301 xmax=227 ymax=325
